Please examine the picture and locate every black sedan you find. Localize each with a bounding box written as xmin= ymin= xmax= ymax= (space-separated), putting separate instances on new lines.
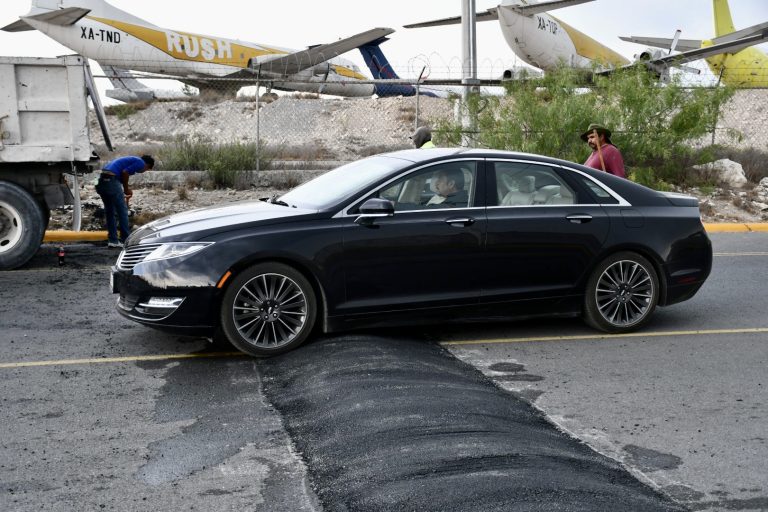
xmin=111 ymin=148 xmax=712 ymax=356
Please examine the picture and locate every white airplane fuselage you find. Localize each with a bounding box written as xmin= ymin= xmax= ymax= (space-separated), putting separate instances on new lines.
xmin=19 ymin=1 xmax=376 ymax=97
xmin=496 ymin=2 xmax=629 ymax=71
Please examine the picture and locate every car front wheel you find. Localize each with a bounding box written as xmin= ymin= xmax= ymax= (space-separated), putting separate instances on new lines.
xmin=583 ymin=251 xmax=659 ymax=333
xmin=220 ymin=262 xmax=317 ymax=356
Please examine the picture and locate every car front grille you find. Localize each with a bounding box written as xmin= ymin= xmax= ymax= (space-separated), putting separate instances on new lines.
xmin=117 ymin=243 xmax=162 ymax=271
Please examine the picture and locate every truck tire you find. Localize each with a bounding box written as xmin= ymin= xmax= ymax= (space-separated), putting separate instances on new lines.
xmin=0 ymin=181 xmax=45 ymax=270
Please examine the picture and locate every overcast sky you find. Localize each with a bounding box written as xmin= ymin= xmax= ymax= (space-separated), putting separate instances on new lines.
xmin=1 ymin=0 xmax=766 ymax=85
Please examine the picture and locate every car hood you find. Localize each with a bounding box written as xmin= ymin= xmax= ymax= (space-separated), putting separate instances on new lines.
xmin=131 ymin=200 xmax=318 ymax=241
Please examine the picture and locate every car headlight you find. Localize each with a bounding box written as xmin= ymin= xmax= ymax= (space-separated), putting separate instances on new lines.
xmin=143 ymin=242 xmax=214 ymax=262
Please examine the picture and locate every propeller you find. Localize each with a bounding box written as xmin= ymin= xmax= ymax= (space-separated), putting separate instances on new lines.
xmin=668 ymin=29 xmax=682 ymax=54
xmin=660 ymin=29 xmax=701 ymax=82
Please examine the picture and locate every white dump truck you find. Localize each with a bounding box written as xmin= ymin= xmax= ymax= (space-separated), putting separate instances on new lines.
xmin=0 ymin=55 xmax=112 ymax=270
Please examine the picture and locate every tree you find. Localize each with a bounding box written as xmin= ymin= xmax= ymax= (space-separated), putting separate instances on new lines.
xmin=437 ymin=65 xmax=734 ymax=188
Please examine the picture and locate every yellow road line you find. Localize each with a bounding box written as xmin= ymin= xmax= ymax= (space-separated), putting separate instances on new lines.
xmin=440 ymin=327 xmax=768 ymax=347
xmin=0 ymin=351 xmax=246 ymax=369
xmin=3 ymin=328 xmax=767 ymax=368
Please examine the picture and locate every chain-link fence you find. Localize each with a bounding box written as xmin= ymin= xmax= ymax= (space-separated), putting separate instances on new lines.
xmin=89 ymin=74 xmax=767 ymax=170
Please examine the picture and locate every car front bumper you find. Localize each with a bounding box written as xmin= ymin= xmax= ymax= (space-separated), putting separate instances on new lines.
xmin=111 ymin=266 xmax=219 ymax=336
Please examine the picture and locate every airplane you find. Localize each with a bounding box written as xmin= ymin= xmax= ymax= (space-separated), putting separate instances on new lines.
xmin=404 ymin=0 xmax=768 ymax=83
xmin=620 ymin=0 xmax=768 ymax=87
xmin=358 ymin=37 xmax=453 ymax=98
xmin=357 ymin=36 xmax=533 ymax=97
xmin=1 ymin=0 xmax=415 ymax=101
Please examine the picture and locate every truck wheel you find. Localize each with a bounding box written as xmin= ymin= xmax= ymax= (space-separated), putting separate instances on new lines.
xmin=0 ymin=181 xmax=45 ymax=270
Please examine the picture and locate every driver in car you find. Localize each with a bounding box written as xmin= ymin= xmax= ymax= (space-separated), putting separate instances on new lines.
xmin=424 ymin=168 xmax=469 ymax=208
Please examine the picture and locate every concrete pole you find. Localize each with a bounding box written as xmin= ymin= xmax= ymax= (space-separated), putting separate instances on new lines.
xmin=461 ymin=0 xmax=480 ymax=147
xmin=71 ymin=171 xmax=81 ymax=231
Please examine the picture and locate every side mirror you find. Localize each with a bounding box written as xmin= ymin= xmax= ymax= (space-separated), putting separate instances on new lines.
xmin=355 ymin=198 xmax=394 ymax=225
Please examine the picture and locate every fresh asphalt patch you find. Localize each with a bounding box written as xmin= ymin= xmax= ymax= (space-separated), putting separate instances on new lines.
xmin=259 ymin=335 xmax=686 ymax=512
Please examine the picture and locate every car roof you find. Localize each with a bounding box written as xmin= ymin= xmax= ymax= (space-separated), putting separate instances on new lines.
xmin=382 ymin=147 xmax=581 ymax=167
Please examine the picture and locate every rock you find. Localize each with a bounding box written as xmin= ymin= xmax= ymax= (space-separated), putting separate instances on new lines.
xmin=757 ymin=178 xmax=768 ymax=200
xmin=694 ymin=159 xmax=749 ymax=188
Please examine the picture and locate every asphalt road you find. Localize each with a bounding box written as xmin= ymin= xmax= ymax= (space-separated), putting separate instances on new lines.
xmin=0 ymin=233 xmax=765 ymax=511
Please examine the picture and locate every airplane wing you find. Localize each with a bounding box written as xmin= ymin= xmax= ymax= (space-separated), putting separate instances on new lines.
xmin=619 ymin=36 xmax=701 ymax=52
xmin=608 ymin=28 xmax=768 ymax=76
xmin=510 ymin=0 xmax=595 ymax=17
xmin=649 ymin=29 xmax=768 ymax=67
xmin=403 ymin=9 xmax=498 ymax=29
xmin=1 ymin=7 xmax=90 ymax=32
xmin=620 ymin=21 xmax=768 ymax=53
xmin=711 ymin=21 xmax=768 ymax=45
xmin=403 ymin=0 xmax=594 ymax=29
xmin=254 ymin=27 xmax=395 ymax=76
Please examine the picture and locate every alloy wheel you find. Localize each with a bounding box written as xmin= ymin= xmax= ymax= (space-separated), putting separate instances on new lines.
xmin=232 ymin=272 xmax=308 ymax=348
xmin=594 ymin=259 xmax=655 ymax=327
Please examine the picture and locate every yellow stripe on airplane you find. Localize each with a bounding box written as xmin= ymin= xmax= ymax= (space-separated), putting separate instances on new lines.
xmin=555 ymin=17 xmax=629 ymax=68
xmin=332 ymin=64 xmax=368 ymax=80
xmin=89 ymin=16 xmax=284 ymax=68
xmin=89 ymin=16 xmax=365 ymax=78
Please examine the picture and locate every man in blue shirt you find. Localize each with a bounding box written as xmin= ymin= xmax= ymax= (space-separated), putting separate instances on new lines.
xmin=95 ymin=155 xmax=154 ymax=248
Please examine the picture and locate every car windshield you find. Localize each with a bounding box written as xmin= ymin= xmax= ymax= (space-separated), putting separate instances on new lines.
xmin=278 ymin=155 xmax=407 ymax=210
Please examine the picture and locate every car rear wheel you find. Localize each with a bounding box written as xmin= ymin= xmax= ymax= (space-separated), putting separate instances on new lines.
xmin=220 ymin=262 xmax=317 ymax=356
xmin=583 ymin=251 xmax=659 ymax=333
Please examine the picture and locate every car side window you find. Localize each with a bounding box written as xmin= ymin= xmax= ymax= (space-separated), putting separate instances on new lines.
xmin=493 ymin=162 xmax=575 ymax=206
xmin=376 ymin=162 xmax=477 ymax=211
xmin=575 ymin=176 xmax=620 ymax=204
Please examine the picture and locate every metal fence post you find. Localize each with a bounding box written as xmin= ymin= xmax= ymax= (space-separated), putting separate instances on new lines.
xmin=256 ymin=79 xmax=260 ymax=173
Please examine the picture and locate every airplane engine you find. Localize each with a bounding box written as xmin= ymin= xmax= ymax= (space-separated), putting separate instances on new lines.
xmin=636 ymin=49 xmax=666 ymax=62
xmin=309 ymin=63 xmax=332 ymax=78
xmin=501 ymin=67 xmax=542 ymax=80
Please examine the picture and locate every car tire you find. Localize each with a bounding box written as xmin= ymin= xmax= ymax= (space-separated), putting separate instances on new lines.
xmin=220 ymin=262 xmax=317 ymax=356
xmin=0 ymin=181 xmax=46 ymax=270
xmin=583 ymin=251 xmax=659 ymax=333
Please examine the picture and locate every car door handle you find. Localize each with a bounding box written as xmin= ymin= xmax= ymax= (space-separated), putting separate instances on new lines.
xmin=566 ymin=214 xmax=593 ymax=224
xmin=445 ymin=217 xmax=475 ymax=227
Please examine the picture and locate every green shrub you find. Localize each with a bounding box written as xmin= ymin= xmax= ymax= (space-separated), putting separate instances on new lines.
xmin=157 ymin=136 xmax=273 ymax=188
xmin=104 ymin=101 xmax=151 ymax=120
xmin=437 ymin=65 xmax=735 ymax=188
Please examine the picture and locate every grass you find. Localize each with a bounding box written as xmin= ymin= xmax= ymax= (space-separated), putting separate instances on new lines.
xmin=104 ymin=101 xmax=151 ymax=120
xmin=157 ymin=136 xmax=273 ymax=188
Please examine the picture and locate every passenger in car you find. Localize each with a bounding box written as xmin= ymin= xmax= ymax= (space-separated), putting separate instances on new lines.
xmin=425 ymin=168 xmax=469 ymax=207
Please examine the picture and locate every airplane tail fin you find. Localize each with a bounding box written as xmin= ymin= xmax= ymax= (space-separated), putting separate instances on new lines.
xmin=359 ymin=37 xmax=401 ymax=80
xmin=713 ymin=0 xmax=736 ymax=37
xmin=358 ymin=37 xmax=442 ymax=97
xmin=2 ymin=6 xmax=90 ymax=32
